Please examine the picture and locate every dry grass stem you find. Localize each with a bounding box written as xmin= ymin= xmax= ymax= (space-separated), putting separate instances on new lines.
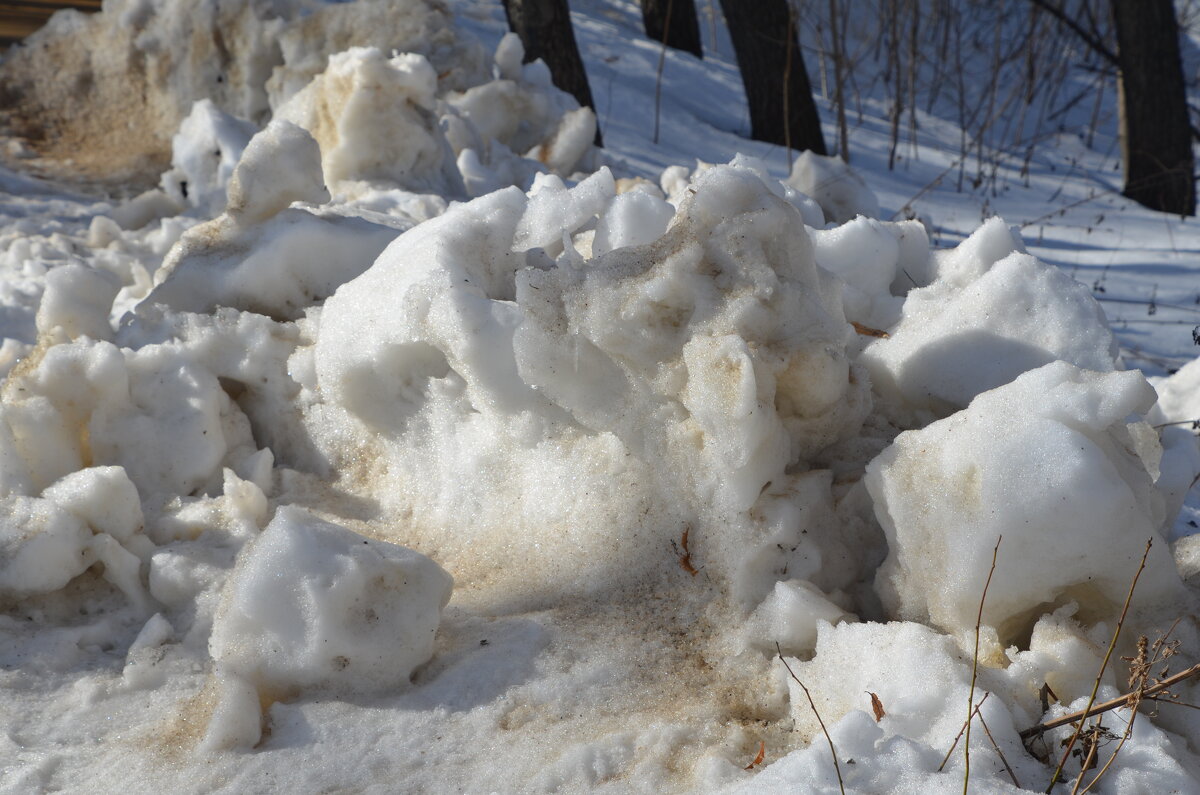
xmin=1075 ymin=621 xmax=1190 ymax=794
xmin=1020 ymin=661 xmax=1200 ymax=739
xmin=977 ymin=710 xmax=1020 ymax=789
xmin=1044 ymin=538 xmax=1152 ymax=793
xmin=938 ymin=692 xmax=991 ymax=771
xmin=651 ymin=0 xmax=674 ymax=145
xmin=965 ymin=536 xmax=1002 ymax=794
xmin=776 ymin=642 xmax=846 ymax=795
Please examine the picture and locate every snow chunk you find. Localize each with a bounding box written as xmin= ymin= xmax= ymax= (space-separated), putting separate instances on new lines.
xmin=592 ymin=190 xmax=675 ymax=256
xmin=226 ymin=120 xmax=330 ymax=224
xmin=867 ymin=362 xmax=1181 ymax=642
xmin=0 ymin=339 xmax=253 ymax=501
xmin=786 ymin=151 xmax=881 ymax=224
xmin=139 ymin=206 xmax=400 ymax=321
xmin=205 ymin=506 xmax=452 ymax=749
xmin=35 ymin=263 xmax=121 ymax=342
xmin=275 ymin=47 xmax=461 ymax=193
xmin=1151 ymin=354 xmax=1200 ymax=427
xmin=744 ymin=579 xmax=854 ymax=657
xmin=160 ymin=100 xmax=257 ymax=216
xmin=860 ymin=220 xmax=1117 ymax=416
xmin=0 ymin=496 xmax=93 ymax=598
xmin=41 ymin=466 xmax=143 ymax=543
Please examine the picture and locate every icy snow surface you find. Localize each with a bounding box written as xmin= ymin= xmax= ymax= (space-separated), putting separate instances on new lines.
xmin=1 ymin=0 xmax=1200 ymax=793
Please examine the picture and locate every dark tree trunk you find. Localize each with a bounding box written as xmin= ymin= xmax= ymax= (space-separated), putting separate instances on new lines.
xmin=718 ymin=0 xmax=826 ymax=155
xmin=502 ymin=0 xmax=603 ymax=146
xmin=1112 ymin=0 xmax=1194 ymax=215
xmin=641 ymin=0 xmax=703 ymax=58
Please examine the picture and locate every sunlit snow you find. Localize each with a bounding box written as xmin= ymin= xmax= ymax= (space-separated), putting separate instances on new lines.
xmin=2 ymin=0 xmax=1200 ymax=792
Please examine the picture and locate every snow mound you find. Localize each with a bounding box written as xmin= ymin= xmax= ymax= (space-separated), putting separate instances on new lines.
xmin=305 ymin=161 xmax=872 ymax=609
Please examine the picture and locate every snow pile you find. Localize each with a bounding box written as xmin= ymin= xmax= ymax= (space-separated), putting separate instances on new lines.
xmin=0 ymin=0 xmax=487 ymax=182
xmin=1 ymin=0 xmax=1200 ymax=792
xmin=304 ymin=162 xmax=871 ymax=610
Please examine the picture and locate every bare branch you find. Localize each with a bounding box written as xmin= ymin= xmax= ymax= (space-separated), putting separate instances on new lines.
xmin=1026 ymin=0 xmax=1119 ymax=66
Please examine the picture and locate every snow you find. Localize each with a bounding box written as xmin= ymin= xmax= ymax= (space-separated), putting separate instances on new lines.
xmin=0 ymin=0 xmax=1199 ymax=792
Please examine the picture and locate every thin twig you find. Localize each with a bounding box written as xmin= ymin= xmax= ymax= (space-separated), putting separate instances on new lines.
xmin=782 ymin=3 xmax=793 ymax=172
xmin=1021 ymin=661 xmax=1200 ymax=739
xmin=1045 ymin=539 xmax=1152 ymax=793
xmin=939 ymin=692 xmax=991 ymax=771
xmin=966 ymin=536 xmax=1002 ymax=794
xmin=1153 ymin=419 xmax=1200 ymax=430
xmin=1077 ymin=722 xmax=1131 ymax=795
xmin=777 ymin=642 xmax=846 ymax=795
xmin=1025 ymin=0 xmax=1119 ymax=65
xmin=978 ymin=710 xmax=1021 ymax=789
xmin=1146 ymin=696 xmax=1200 ymax=711
xmin=1070 ymin=721 xmax=1102 ymax=795
xmin=651 ymin=0 xmax=674 ymax=145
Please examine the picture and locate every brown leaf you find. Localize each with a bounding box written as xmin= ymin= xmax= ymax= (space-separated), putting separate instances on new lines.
xmin=679 ymin=526 xmax=698 ymax=576
xmin=744 ymin=740 xmax=765 ymax=770
xmin=868 ymin=691 xmax=886 ymax=722
xmin=851 ymin=321 xmax=889 ymax=339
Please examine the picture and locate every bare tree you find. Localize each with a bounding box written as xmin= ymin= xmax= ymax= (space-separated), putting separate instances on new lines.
xmin=1112 ymin=0 xmax=1194 ymax=215
xmin=501 ymin=0 xmax=603 ymax=146
xmin=1028 ymin=0 xmax=1194 ymax=215
xmin=718 ymin=0 xmax=826 ymax=155
xmin=641 ymin=0 xmax=703 ymax=58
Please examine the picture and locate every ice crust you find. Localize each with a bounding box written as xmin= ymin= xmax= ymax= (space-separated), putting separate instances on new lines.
xmin=0 ymin=0 xmax=1199 ymax=792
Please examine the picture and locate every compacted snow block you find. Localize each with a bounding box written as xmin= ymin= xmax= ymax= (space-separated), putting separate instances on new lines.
xmin=867 ymin=362 xmax=1181 ymax=643
xmin=275 ymin=47 xmax=461 ymax=192
xmin=204 ymin=506 xmax=452 ymax=750
xmin=141 ymin=119 xmax=400 ymax=320
xmin=160 ymin=100 xmax=258 ymax=216
xmin=786 ymin=151 xmax=881 ymax=224
xmin=860 ymin=217 xmax=1118 ymax=417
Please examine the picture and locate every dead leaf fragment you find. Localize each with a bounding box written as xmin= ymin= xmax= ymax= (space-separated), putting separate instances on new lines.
xmin=851 ymin=321 xmax=889 ymax=339
xmin=679 ymin=526 xmax=698 ymax=576
xmin=744 ymin=740 xmax=765 ymax=770
xmin=868 ymin=691 xmax=886 ymax=722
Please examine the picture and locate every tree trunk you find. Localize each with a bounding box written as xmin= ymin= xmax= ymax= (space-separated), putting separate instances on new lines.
xmin=641 ymin=0 xmax=703 ymax=58
xmin=718 ymin=0 xmax=826 ymax=155
xmin=502 ymin=0 xmax=603 ymax=146
xmin=1112 ymin=0 xmax=1194 ymax=215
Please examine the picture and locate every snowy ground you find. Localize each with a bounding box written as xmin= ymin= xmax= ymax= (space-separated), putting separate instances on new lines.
xmin=2 ymin=1 xmax=1200 ymax=793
